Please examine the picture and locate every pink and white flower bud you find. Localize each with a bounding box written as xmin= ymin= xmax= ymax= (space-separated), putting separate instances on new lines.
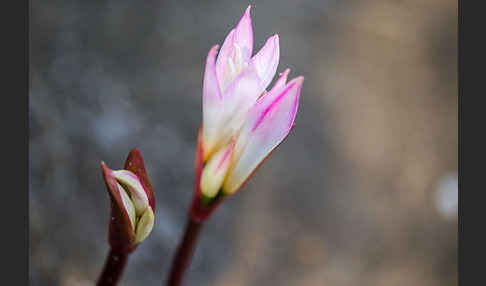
xmin=202 ymin=6 xmax=281 ymax=160
xmin=191 ymin=6 xmax=304 ymax=221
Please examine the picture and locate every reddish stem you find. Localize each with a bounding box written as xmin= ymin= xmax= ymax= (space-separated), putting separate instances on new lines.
xmin=166 ymin=218 xmax=204 ymax=286
xmin=97 ymin=248 xmax=129 ymax=286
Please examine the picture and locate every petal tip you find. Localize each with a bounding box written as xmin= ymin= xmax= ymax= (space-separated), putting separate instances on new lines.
xmin=238 ymin=5 xmax=252 ymax=25
xmin=210 ymin=44 xmax=219 ymax=53
xmin=207 ymin=45 xmax=220 ymax=60
xmin=235 ymin=5 xmax=253 ymax=42
xmin=127 ymin=148 xmax=142 ymax=161
xmin=129 ymin=147 xmax=141 ymax=154
xmin=280 ymin=68 xmax=290 ymax=79
xmin=263 ymin=34 xmax=279 ymax=47
xmin=245 ymin=5 xmax=252 ymax=15
xmin=101 ymin=161 xmax=112 ymax=175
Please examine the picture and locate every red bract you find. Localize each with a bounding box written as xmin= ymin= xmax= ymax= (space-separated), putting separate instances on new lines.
xmin=124 ymin=149 xmax=155 ymax=211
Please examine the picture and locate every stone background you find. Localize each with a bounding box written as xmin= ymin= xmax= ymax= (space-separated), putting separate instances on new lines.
xmin=29 ymin=0 xmax=457 ymax=285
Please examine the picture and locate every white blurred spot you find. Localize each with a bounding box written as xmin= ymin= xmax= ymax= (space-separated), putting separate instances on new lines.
xmin=435 ymin=172 xmax=458 ymax=219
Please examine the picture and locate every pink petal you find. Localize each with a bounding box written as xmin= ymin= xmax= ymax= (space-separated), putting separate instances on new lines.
xmin=223 ymin=76 xmax=304 ymax=193
xmin=202 ymin=65 xmax=262 ymax=158
xmin=202 ymin=45 xmax=223 ymax=151
xmin=218 ymin=64 xmax=262 ymax=134
xmin=215 ymin=28 xmax=235 ymax=85
xmin=250 ymin=34 xmax=280 ymax=91
xmin=233 ymin=5 xmax=253 ymax=60
xmin=215 ymin=6 xmax=253 ymax=88
xmin=203 ymin=45 xmax=222 ymax=103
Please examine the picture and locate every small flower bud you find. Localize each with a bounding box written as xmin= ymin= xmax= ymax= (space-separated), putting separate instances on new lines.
xmin=101 ymin=149 xmax=155 ymax=252
xmin=200 ymin=141 xmax=234 ymax=200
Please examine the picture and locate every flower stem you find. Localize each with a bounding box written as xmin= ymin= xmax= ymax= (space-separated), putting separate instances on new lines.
xmin=166 ymin=217 xmax=204 ymax=286
xmin=97 ymin=248 xmax=129 ymax=286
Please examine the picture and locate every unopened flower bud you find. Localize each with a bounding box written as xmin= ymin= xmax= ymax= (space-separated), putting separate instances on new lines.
xmin=101 ymin=148 xmax=155 ymax=252
xmin=200 ymin=141 xmax=234 ymax=201
xmin=189 ymin=5 xmax=303 ymax=222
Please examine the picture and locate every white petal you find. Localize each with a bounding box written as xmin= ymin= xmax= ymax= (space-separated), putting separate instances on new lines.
xmin=117 ymin=182 xmax=136 ymax=229
xmin=113 ymin=170 xmax=149 ymax=216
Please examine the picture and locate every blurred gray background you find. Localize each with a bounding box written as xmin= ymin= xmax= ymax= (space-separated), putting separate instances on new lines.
xmin=29 ymin=0 xmax=457 ymax=285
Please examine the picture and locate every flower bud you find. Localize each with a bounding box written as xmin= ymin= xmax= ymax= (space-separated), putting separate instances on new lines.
xmin=200 ymin=141 xmax=234 ymax=200
xmin=190 ymin=6 xmax=303 ymax=222
xmin=101 ymin=148 xmax=155 ymax=252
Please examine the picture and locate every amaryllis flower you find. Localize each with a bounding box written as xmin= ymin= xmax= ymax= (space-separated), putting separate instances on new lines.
xmin=190 ymin=5 xmax=304 ymax=221
xmin=101 ymin=148 xmax=155 ymax=252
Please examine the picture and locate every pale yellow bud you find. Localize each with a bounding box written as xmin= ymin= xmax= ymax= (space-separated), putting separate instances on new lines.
xmin=134 ymin=206 xmax=155 ymax=244
xmin=200 ymin=142 xmax=234 ymax=199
